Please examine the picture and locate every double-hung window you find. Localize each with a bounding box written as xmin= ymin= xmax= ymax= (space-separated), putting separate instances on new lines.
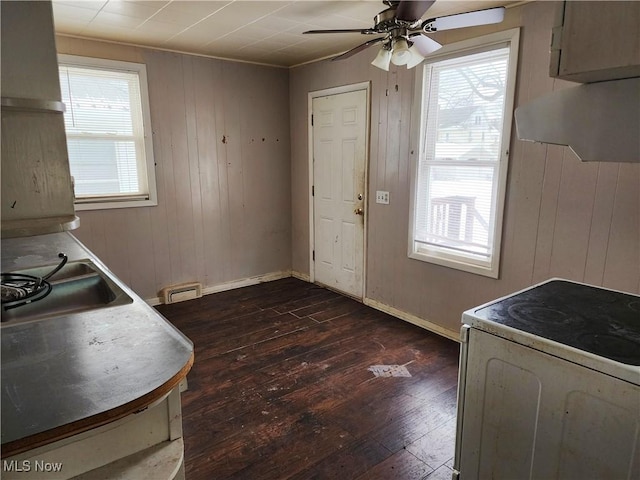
xmin=58 ymin=55 xmax=157 ymax=210
xmin=409 ymin=29 xmax=519 ymax=278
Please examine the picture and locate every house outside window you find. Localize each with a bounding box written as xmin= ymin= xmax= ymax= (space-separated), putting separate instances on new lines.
xmin=58 ymin=55 xmax=157 ymax=210
xmin=409 ymin=29 xmax=520 ymax=278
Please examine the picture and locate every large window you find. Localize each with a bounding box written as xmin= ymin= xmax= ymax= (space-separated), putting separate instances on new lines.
xmin=58 ymin=55 xmax=157 ymax=210
xmin=409 ymin=29 xmax=519 ymax=278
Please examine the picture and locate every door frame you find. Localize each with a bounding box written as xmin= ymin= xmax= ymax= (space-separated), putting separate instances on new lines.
xmin=307 ymin=81 xmax=371 ymax=299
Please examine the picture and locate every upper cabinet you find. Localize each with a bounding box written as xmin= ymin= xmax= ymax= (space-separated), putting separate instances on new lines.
xmin=1 ymin=0 xmax=78 ymax=238
xmin=550 ymin=1 xmax=640 ymax=83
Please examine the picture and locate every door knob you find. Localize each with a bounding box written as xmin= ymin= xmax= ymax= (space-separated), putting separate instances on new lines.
xmin=354 ymin=208 xmax=364 ymax=216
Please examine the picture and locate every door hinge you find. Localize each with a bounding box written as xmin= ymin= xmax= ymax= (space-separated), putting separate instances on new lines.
xmin=311 ymin=114 xmax=314 ymax=126
xmin=312 ymin=250 xmax=315 ymax=261
xmin=311 ymin=185 xmax=314 ymax=196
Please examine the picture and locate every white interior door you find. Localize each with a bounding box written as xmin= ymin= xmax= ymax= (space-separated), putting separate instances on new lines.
xmin=312 ymin=88 xmax=367 ymax=299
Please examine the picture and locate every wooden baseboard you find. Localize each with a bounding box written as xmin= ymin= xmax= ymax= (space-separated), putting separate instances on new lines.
xmin=363 ymin=297 xmax=460 ymax=342
xmin=147 ymin=273 xmax=459 ymax=344
xmin=291 ymin=271 xmax=310 ymax=282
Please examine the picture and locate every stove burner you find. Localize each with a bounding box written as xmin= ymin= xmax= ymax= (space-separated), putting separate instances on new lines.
xmin=506 ymin=303 xmax=586 ymax=334
xmin=628 ymin=300 xmax=640 ymax=313
xmin=575 ymin=333 xmax=640 ymax=365
xmin=508 ymin=303 xmax=568 ymax=323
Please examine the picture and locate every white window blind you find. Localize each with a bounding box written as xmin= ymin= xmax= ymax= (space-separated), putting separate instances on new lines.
xmin=58 ymin=56 xmax=157 ymax=210
xmin=409 ymin=30 xmax=519 ymax=277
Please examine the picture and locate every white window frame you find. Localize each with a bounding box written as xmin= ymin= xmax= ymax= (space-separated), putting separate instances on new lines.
xmin=58 ymin=54 xmax=157 ymax=210
xmin=408 ymin=28 xmax=520 ymax=278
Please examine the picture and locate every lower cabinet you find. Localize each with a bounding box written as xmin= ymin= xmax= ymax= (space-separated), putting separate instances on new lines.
xmin=2 ymin=387 xmax=185 ymax=480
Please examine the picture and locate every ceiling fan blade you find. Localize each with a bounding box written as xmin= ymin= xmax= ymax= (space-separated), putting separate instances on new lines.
xmin=332 ymin=37 xmax=385 ymax=61
xmin=304 ymin=28 xmax=375 ymax=35
xmin=396 ymin=0 xmax=435 ymax=22
xmin=409 ymin=34 xmax=442 ymax=57
xmin=428 ymin=7 xmax=505 ymax=31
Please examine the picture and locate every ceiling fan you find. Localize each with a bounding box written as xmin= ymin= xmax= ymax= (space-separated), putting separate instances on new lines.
xmin=303 ymin=0 xmax=505 ymax=71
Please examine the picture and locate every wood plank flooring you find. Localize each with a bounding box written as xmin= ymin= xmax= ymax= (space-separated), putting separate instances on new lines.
xmin=156 ymin=278 xmax=460 ymax=480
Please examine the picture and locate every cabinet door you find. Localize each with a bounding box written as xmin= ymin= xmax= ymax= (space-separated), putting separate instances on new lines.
xmin=457 ymin=329 xmax=640 ymax=479
xmin=0 ymin=1 xmax=77 ymax=238
xmin=1 ymin=111 xmax=76 ymax=227
xmin=551 ymin=1 xmax=640 ymax=83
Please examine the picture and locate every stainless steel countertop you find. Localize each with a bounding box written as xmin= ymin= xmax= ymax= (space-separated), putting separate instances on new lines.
xmin=1 ymin=233 xmax=194 ymax=454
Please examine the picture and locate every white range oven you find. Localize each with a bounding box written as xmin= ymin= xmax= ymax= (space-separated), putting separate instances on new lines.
xmin=453 ymin=278 xmax=640 ymax=479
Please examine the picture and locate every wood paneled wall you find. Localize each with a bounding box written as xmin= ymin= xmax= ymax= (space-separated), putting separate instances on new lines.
xmin=290 ymin=1 xmax=640 ymax=337
xmin=53 ymin=1 xmax=639 ymax=333
xmin=56 ymin=37 xmax=291 ymax=301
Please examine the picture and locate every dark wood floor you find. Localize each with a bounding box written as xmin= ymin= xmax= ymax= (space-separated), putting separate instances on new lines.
xmin=156 ymin=278 xmax=460 ymax=480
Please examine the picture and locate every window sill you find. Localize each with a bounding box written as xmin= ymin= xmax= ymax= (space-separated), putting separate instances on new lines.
xmin=408 ymin=249 xmax=499 ymax=279
xmin=75 ymin=198 xmax=157 ymax=211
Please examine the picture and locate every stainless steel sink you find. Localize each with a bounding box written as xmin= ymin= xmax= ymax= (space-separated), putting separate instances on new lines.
xmin=1 ymin=260 xmax=133 ymax=325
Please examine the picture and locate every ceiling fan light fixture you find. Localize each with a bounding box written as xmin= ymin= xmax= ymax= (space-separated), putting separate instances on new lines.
xmin=371 ymin=47 xmax=392 ymax=71
xmin=406 ymin=46 xmax=425 ymax=69
xmin=310 ymin=2 xmax=506 ymax=70
xmin=390 ymin=38 xmax=411 ymax=66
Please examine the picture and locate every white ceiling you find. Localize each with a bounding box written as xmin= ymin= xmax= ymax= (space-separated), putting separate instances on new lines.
xmin=52 ymin=0 xmax=518 ymax=67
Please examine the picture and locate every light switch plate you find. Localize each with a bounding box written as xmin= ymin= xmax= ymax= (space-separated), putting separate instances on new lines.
xmin=376 ymin=191 xmax=390 ymax=204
